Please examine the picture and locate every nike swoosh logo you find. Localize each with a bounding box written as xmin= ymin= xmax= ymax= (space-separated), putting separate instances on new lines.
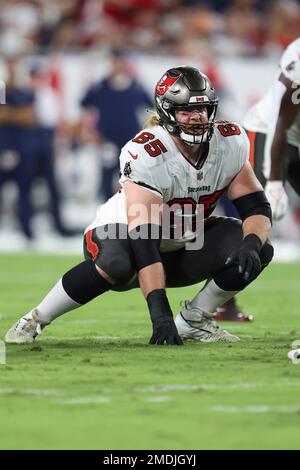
xmin=128 ymin=150 xmax=138 ymax=160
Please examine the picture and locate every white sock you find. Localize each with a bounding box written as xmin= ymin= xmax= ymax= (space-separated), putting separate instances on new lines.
xmin=190 ymin=279 xmax=238 ymax=313
xmin=25 ymin=278 xmax=81 ymax=324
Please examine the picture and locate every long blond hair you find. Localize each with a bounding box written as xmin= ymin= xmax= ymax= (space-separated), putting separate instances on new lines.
xmin=144 ymin=111 xmax=160 ymax=128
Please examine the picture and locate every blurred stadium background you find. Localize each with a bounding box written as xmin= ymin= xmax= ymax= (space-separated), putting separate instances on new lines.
xmin=0 ymin=0 xmax=299 ymax=260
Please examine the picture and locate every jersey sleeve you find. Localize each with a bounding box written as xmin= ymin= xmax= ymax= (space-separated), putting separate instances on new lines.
xmin=119 ymin=130 xmax=169 ymax=198
xmin=280 ymin=39 xmax=300 ymax=85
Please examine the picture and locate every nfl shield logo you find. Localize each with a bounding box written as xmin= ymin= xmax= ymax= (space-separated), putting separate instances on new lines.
xmin=197 ymin=171 xmax=203 ymax=181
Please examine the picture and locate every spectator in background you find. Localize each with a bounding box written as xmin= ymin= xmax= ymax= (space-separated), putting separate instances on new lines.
xmin=222 ymin=0 xmax=266 ymax=56
xmin=0 ymin=55 xmax=37 ymax=239
xmin=28 ymin=62 xmax=79 ymax=236
xmin=77 ymin=49 xmax=153 ymax=200
xmin=0 ymin=0 xmax=299 ymax=56
xmin=0 ymin=56 xmax=76 ymax=239
xmin=266 ymin=0 xmax=300 ymax=51
xmin=0 ymin=0 xmax=40 ymax=55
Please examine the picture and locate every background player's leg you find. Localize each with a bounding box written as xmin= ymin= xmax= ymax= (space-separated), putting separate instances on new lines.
xmin=286 ymin=144 xmax=300 ymax=196
xmin=16 ymin=148 xmax=38 ymax=240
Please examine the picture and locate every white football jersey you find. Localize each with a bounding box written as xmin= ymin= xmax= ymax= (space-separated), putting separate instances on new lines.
xmin=244 ymin=38 xmax=300 ymax=178
xmin=86 ymin=124 xmax=248 ymax=251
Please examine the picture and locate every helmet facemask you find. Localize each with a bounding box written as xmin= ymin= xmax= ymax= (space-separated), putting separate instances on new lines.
xmin=166 ymin=104 xmax=217 ymax=145
xmin=155 ymin=67 xmax=218 ymax=145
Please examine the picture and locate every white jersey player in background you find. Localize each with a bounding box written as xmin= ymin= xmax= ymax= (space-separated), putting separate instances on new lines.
xmin=244 ymin=37 xmax=300 ymax=220
xmin=5 ymin=66 xmax=273 ymax=346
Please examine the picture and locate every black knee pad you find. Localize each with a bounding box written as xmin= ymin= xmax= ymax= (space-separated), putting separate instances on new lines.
xmin=219 ymin=216 xmax=242 ymax=234
xmin=214 ymin=265 xmax=250 ymax=291
xmin=99 ymin=253 xmax=135 ymax=286
xmin=214 ymin=217 xmax=243 ymax=261
xmin=260 ymin=241 xmax=274 ymax=267
xmin=62 ymin=259 xmax=110 ymax=304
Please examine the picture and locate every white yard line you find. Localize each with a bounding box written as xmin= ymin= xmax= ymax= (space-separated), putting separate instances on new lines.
xmin=133 ymin=383 xmax=264 ymax=393
xmin=43 ymin=335 xmax=145 ymax=341
xmin=144 ymin=396 xmax=172 ymax=403
xmin=2 ymin=380 xmax=300 ymax=403
xmin=106 ymin=381 xmax=300 ymax=394
xmin=58 ymin=395 xmax=172 ymax=405
xmin=60 ymin=396 xmax=112 ymax=405
xmin=0 ymin=388 xmax=65 ymax=396
xmin=212 ymin=405 xmax=300 ymax=414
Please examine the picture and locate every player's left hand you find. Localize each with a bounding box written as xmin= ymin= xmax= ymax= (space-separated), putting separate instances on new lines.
xmin=225 ymin=234 xmax=262 ymax=282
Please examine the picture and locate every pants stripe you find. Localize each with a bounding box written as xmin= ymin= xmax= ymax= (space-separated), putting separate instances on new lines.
xmin=85 ymin=230 xmax=99 ymax=261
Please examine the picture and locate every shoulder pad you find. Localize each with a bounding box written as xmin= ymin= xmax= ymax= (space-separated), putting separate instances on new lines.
xmin=119 ymin=127 xmax=170 ymax=196
xmin=123 ymin=127 xmax=169 ymax=164
xmin=215 ymin=120 xmax=243 ymax=140
xmin=280 ymin=38 xmax=300 ymax=84
xmin=214 ymin=120 xmax=248 ymax=170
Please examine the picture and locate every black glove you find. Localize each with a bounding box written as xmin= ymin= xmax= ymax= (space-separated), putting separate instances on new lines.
xmin=225 ymin=234 xmax=262 ymax=282
xmin=149 ymin=317 xmax=183 ymax=345
xmin=147 ymin=289 xmax=183 ymax=346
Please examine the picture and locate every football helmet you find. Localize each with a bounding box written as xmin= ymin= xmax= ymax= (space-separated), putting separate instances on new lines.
xmin=155 ymin=66 xmax=218 ymax=144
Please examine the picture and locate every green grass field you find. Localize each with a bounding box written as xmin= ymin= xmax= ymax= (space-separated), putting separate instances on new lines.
xmin=0 ymin=254 xmax=300 ymax=450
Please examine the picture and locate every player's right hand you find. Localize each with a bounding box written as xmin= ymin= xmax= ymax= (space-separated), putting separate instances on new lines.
xmin=149 ymin=318 xmax=184 ymax=345
xmin=265 ymin=180 xmax=289 ymax=221
xmin=225 ymin=235 xmax=262 ymax=282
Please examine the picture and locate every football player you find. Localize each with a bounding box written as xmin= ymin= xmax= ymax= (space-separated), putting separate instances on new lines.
xmin=244 ymin=37 xmax=300 ymax=220
xmin=5 ymin=66 xmax=273 ymax=346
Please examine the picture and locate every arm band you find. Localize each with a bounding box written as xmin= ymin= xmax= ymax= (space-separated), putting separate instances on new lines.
xmin=147 ymin=288 xmax=173 ymax=321
xmin=128 ymin=224 xmax=162 ymax=272
xmin=232 ymin=191 xmax=272 ymax=224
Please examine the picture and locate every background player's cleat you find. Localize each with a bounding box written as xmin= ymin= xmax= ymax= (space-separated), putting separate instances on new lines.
xmin=216 ymin=298 xmax=254 ymax=322
xmin=175 ymin=300 xmax=240 ymax=342
xmin=4 ymin=309 xmax=49 ymax=344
